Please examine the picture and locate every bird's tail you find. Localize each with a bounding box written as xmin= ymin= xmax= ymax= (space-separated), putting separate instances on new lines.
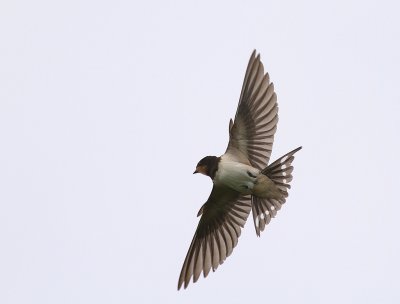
xmin=251 ymin=146 xmax=302 ymax=236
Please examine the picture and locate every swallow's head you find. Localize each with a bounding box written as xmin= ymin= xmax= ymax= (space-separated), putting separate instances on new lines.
xmin=194 ymin=156 xmax=219 ymax=178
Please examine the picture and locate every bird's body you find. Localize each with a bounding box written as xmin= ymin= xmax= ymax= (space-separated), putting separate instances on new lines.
xmin=214 ymin=157 xmax=282 ymax=199
xmin=214 ymin=157 xmax=259 ymax=194
xmin=178 ymin=50 xmax=302 ymax=290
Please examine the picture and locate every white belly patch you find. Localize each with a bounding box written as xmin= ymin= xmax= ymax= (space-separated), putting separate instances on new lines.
xmin=215 ymin=159 xmax=260 ymax=194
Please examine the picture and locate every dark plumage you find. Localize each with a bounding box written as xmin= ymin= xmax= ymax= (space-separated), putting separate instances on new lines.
xmin=194 ymin=156 xmax=220 ymax=179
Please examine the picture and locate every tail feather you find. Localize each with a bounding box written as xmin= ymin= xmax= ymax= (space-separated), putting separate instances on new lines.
xmin=251 ymin=197 xmax=282 ymax=236
xmin=251 ymin=146 xmax=302 ymax=236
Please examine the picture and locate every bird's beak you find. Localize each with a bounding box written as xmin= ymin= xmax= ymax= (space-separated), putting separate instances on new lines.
xmin=194 ymin=165 xmax=207 ymax=175
xmin=193 ymin=165 xmax=200 ymax=174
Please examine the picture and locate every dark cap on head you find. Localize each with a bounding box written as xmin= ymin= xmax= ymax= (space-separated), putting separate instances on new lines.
xmin=194 ymin=156 xmax=220 ymax=179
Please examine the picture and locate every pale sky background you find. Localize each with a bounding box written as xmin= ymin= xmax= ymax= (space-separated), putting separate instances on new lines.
xmin=1 ymin=1 xmax=400 ymax=303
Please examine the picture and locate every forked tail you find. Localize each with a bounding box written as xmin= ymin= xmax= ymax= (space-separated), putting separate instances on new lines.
xmin=251 ymin=146 xmax=302 ymax=236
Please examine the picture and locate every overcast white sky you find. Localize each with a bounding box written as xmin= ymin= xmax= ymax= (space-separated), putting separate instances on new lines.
xmin=1 ymin=0 xmax=400 ymax=303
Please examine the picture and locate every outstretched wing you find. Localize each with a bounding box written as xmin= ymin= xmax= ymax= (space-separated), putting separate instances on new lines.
xmin=225 ymin=50 xmax=279 ymax=169
xmin=177 ymin=186 xmax=251 ymax=290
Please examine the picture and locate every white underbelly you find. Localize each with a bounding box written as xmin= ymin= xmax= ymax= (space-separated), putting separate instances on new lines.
xmin=214 ymin=159 xmax=260 ymax=193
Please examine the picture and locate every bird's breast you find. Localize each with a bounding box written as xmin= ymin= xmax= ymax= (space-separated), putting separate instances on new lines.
xmin=214 ymin=158 xmax=260 ymax=194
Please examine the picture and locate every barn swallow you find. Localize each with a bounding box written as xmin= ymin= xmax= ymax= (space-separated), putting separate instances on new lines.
xmin=178 ymin=50 xmax=302 ymax=290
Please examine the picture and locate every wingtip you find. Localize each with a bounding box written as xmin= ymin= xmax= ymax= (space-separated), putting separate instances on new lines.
xmin=177 ymin=279 xmax=187 ymax=291
xmin=249 ymin=49 xmax=260 ymax=62
xmin=177 ymin=269 xmax=189 ymax=291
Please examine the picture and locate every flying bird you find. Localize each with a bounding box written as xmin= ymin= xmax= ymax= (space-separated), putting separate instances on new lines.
xmin=178 ymin=50 xmax=302 ymax=290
